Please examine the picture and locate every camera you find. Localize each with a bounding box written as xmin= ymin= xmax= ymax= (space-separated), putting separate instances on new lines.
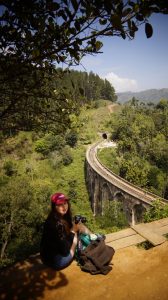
xmin=74 ymin=215 xmax=87 ymax=224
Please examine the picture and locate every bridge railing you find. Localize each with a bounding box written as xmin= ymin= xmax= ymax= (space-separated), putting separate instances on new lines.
xmin=86 ymin=141 xmax=168 ymax=205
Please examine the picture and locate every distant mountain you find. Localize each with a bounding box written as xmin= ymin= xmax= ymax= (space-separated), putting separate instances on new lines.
xmin=117 ymin=88 xmax=168 ymax=104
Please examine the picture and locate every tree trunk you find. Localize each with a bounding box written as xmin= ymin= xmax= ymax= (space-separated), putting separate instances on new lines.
xmin=0 ymin=218 xmax=13 ymax=260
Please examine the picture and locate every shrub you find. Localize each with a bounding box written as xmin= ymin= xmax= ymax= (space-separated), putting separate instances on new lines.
xmin=96 ymin=201 xmax=128 ymax=231
xmin=34 ymin=139 xmax=49 ymax=155
xmin=68 ymin=180 xmax=77 ymax=200
xmin=49 ymin=151 xmax=63 ymax=169
xmin=45 ymin=134 xmax=65 ymax=151
xmin=3 ymin=160 xmax=17 ymax=176
xmin=0 ymin=176 xmax=49 ymax=267
xmin=35 ymin=134 xmax=65 ymax=156
xmin=65 ymin=131 xmax=78 ymax=147
xmin=62 ymin=146 xmax=73 ymax=166
xmin=143 ymin=199 xmax=168 ymax=223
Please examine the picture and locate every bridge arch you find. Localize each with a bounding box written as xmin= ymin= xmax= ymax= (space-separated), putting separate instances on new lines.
xmin=114 ymin=191 xmax=126 ymax=202
xmin=113 ymin=191 xmax=131 ymax=223
xmin=133 ymin=203 xmax=147 ymax=224
xmin=101 ymin=182 xmax=113 ymax=214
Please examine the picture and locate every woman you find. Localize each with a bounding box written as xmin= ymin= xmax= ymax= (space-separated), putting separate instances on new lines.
xmin=40 ymin=192 xmax=91 ymax=270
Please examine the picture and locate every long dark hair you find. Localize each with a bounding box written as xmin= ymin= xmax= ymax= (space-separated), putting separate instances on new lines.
xmin=48 ymin=202 xmax=73 ymax=230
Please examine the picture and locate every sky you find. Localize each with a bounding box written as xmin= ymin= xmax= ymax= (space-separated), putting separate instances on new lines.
xmin=73 ymin=14 xmax=168 ymax=93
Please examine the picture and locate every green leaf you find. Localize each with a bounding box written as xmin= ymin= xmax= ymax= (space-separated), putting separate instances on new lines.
xmin=63 ymin=0 xmax=68 ymax=5
xmin=132 ymin=20 xmax=138 ymax=32
xmin=59 ymin=55 xmax=67 ymax=62
xmin=95 ymin=41 xmax=103 ymax=51
xmin=129 ymin=30 xmax=135 ymax=38
xmin=121 ymin=32 xmax=126 ymax=39
xmin=111 ymin=15 xmax=122 ymax=30
xmin=105 ymin=31 xmax=113 ymax=36
xmin=69 ymin=27 xmax=76 ymax=35
xmin=99 ymin=19 xmax=107 ymax=25
xmin=79 ymin=87 xmax=84 ymax=95
xmin=145 ymin=22 xmax=153 ymax=38
xmin=123 ymin=8 xmax=132 ymax=17
xmin=71 ymin=0 xmax=78 ymax=11
xmin=32 ymin=49 xmax=40 ymax=58
xmin=128 ymin=1 xmax=135 ymax=7
xmin=136 ymin=14 xmax=144 ymax=21
xmin=75 ymin=20 xmax=80 ymax=31
xmin=65 ymin=7 xmax=72 ymax=19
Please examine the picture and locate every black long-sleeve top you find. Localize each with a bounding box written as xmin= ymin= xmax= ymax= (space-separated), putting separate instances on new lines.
xmin=40 ymin=214 xmax=75 ymax=265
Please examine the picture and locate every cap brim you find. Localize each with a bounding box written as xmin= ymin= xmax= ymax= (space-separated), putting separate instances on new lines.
xmin=55 ymin=199 xmax=69 ymax=205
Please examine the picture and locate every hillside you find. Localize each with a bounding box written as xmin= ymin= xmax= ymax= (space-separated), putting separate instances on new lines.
xmin=0 ymin=100 xmax=119 ymax=268
xmin=117 ymin=88 xmax=168 ymax=104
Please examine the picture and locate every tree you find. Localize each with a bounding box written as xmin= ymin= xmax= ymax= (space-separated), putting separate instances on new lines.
xmin=0 ymin=178 xmax=34 ymax=261
xmin=65 ymin=130 xmax=78 ymax=147
xmin=0 ymin=176 xmax=50 ymax=265
xmin=1 ymin=0 xmax=168 ymax=132
xmin=0 ymin=63 xmax=78 ymax=133
xmin=147 ymin=165 xmax=166 ymax=197
xmin=101 ymin=79 xmax=117 ymax=101
xmin=119 ymin=156 xmax=149 ymax=187
xmin=144 ymin=199 xmax=168 ymax=223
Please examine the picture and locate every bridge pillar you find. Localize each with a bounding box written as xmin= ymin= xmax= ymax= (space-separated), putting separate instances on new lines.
xmin=131 ymin=208 xmax=135 ymax=226
xmin=93 ymin=177 xmax=101 ymax=215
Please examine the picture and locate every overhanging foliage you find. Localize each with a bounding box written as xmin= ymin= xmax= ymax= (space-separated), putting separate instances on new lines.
xmin=0 ymin=0 xmax=168 ymax=132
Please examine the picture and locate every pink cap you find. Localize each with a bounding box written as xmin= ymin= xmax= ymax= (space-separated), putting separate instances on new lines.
xmin=51 ymin=192 xmax=69 ymax=205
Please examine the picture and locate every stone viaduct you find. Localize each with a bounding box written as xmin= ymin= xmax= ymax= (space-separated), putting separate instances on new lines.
xmin=85 ymin=141 xmax=167 ymax=225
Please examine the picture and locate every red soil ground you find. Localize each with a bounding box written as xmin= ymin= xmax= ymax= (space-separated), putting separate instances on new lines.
xmin=1 ymin=241 xmax=168 ymax=300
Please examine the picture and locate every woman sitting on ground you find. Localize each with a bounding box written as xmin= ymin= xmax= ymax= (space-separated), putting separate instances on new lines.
xmin=40 ymin=192 xmax=91 ymax=270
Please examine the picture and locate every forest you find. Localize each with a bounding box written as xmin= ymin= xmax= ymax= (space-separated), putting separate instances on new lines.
xmin=98 ymin=98 xmax=168 ymax=199
xmin=1 ymin=66 xmax=116 ymax=133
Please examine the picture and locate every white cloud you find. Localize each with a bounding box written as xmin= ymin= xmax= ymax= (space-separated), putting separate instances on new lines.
xmin=103 ymin=72 xmax=138 ymax=93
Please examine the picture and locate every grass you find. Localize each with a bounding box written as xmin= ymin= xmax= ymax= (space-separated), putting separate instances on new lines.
xmin=78 ymin=100 xmax=113 ymax=144
xmin=97 ymin=147 xmax=120 ymax=175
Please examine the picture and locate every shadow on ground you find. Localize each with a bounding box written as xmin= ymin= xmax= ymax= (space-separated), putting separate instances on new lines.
xmin=0 ymin=254 xmax=68 ymax=300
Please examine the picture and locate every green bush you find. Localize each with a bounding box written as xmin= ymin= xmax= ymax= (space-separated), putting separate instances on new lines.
xmin=62 ymin=146 xmax=73 ymax=166
xmin=0 ymin=176 xmax=49 ymax=267
xmin=49 ymin=151 xmax=63 ymax=169
xmin=3 ymin=160 xmax=17 ymax=176
xmin=147 ymin=166 xmax=166 ymax=197
xmin=45 ymin=134 xmax=65 ymax=151
xmin=143 ymin=199 xmax=168 ymax=223
xmin=96 ymin=201 xmax=128 ymax=232
xmin=35 ymin=134 xmax=65 ymax=156
xmin=65 ymin=131 xmax=78 ymax=147
xmin=34 ymin=139 xmax=49 ymax=155
xmin=68 ymin=180 xmax=77 ymax=200
xmin=0 ymin=175 xmax=9 ymax=187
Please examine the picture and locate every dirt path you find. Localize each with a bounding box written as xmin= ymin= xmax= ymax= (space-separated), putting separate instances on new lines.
xmin=1 ymin=241 xmax=168 ymax=300
xmin=107 ymin=103 xmax=119 ymax=113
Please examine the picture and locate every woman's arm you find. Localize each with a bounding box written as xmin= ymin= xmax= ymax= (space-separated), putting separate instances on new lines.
xmin=56 ymin=222 xmax=76 ymax=256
